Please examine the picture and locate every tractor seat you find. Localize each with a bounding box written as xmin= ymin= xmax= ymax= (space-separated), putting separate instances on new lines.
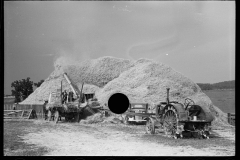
xmin=188 ymin=105 xmax=202 ymax=117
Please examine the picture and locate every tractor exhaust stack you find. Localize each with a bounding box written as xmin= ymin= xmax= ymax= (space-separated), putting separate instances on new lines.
xmin=166 ymin=88 xmax=170 ymax=104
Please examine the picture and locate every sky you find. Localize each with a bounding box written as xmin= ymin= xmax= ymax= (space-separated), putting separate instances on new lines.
xmin=4 ymin=1 xmax=235 ymax=95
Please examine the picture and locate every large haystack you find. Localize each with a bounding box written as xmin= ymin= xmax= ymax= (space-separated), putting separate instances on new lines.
xmin=62 ymin=56 xmax=134 ymax=87
xmin=21 ymin=56 xmax=228 ymax=126
xmin=20 ymin=56 xmax=132 ymax=104
xmin=96 ymin=58 xmax=202 ymax=104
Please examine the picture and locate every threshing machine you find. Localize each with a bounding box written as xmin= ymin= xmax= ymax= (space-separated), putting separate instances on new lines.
xmin=45 ymin=73 xmax=87 ymax=123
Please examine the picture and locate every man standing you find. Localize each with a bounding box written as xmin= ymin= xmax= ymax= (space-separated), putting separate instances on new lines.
xmin=43 ymin=100 xmax=48 ymax=120
xmin=62 ymin=90 xmax=68 ymax=104
xmin=68 ymin=91 xmax=74 ymax=102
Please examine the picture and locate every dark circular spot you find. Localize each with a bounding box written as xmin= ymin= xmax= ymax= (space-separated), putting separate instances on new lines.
xmin=108 ymin=93 xmax=129 ymax=114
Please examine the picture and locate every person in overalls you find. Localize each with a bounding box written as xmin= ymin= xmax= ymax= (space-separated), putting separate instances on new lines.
xmin=68 ymin=91 xmax=74 ymax=102
xmin=62 ymin=90 xmax=68 ymax=104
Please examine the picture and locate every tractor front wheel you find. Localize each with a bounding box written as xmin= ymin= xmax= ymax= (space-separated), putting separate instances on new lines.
xmin=146 ymin=118 xmax=155 ymax=134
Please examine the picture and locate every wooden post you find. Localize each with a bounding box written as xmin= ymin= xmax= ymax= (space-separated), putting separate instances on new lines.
xmin=166 ymin=88 xmax=170 ymax=104
xmin=20 ymin=110 xmax=24 ymax=118
xmin=27 ymin=109 xmax=33 ymax=119
xmin=42 ymin=104 xmax=44 ymax=119
xmin=228 ymin=113 xmax=231 ymax=124
xmin=49 ymin=92 xmax=52 ymax=103
xmin=61 ymin=80 xmax=62 ymax=104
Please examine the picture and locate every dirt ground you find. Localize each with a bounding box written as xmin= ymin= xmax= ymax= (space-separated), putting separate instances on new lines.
xmin=16 ymin=119 xmax=235 ymax=156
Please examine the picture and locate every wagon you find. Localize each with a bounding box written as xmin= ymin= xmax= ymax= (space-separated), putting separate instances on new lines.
xmin=45 ymin=73 xmax=87 ymax=123
xmin=46 ymin=101 xmax=84 ymax=123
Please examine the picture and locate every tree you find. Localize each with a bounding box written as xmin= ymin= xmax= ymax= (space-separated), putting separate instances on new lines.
xmin=34 ymin=79 xmax=44 ymax=87
xmin=11 ymin=77 xmax=34 ymax=103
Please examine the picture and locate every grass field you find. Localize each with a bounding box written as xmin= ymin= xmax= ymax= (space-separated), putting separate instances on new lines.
xmin=203 ymin=89 xmax=235 ymax=113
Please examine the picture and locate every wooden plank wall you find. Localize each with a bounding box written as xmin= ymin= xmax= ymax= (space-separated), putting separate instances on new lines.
xmin=4 ymin=104 xmax=14 ymax=110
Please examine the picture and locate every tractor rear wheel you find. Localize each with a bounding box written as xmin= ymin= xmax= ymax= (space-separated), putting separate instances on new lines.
xmin=146 ymin=118 xmax=155 ymax=134
xmin=163 ymin=109 xmax=178 ymax=137
xmin=47 ymin=110 xmax=52 ymax=121
xmin=54 ymin=110 xmax=59 ymax=123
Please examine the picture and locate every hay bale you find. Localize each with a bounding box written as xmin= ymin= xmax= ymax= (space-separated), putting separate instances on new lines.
xmin=80 ymin=112 xmax=104 ymax=124
xmin=101 ymin=116 xmax=123 ymax=124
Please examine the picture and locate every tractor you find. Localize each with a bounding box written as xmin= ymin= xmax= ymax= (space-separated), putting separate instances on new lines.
xmin=145 ymin=88 xmax=214 ymax=139
xmin=123 ymin=88 xmax=214 ymax=139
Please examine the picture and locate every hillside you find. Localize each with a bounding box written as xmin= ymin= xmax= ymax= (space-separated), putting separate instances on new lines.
xmin=203 ymin=89 xmax=235 ymax=113
xmin=197 ymin=80 xmax=235 ymax=90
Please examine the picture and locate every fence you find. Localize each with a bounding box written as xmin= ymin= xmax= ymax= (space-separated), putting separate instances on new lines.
xmin=228 ymin=113 xmax=235 ymax=126
xmin=4 ymin=103 xmax=45 ymax=119
xmin=4 ymin=109 xmax=36 ymax=119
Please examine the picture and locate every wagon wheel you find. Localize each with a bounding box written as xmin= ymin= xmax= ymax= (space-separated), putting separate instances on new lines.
xmin=74 ymin=113 xmax=80 ymax=123
xmin=45 ymin=111 xmax=48 ymax=120
xmin=66 ymin=114 xmax=74 ymax=122
xmin=146 ymin=118 xmax=155 ymax=134
xmin=163 ymin=109 xmax=178 ymax=137
xmin=54 ymin=110 xmax=59 ymax=123
xmin=65 ymin=116 xmax=69 ymax=122
xmin=47 ymin=110 xmax=52 ymax=121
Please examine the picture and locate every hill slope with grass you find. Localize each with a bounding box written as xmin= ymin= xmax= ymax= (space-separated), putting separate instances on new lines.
xmin=197 ymin=80 xmax=235 ymax=90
